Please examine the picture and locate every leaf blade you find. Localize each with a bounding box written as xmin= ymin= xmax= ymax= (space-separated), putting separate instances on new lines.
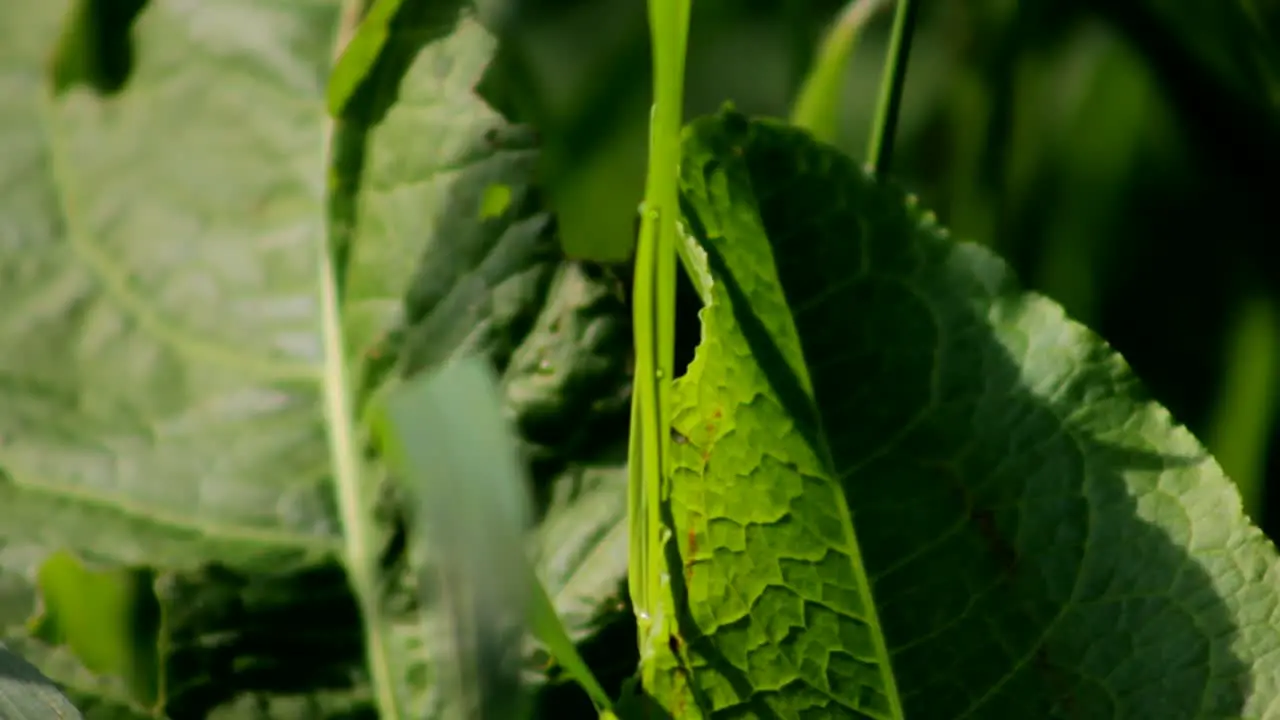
xmin=0 ymin=0 xmax=344 ymax=573
xmin=672 ymin=109 xmax=1280 ymax=719
xmin=0 ymin=0 xmax=635 ymax=714
xmin=380 ymin=358 xmax=533 ymax=720
xmin=650 ymin=111 xmax=903 ymax=719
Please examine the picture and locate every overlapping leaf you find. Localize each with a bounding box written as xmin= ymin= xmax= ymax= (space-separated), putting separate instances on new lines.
xmin=0 ymin=0 xmax=632 ymax=715
xmin=655 ymin=109 xmax=1280 ymax=718
xmin=0 ymin=0 xmax=343 ymax=573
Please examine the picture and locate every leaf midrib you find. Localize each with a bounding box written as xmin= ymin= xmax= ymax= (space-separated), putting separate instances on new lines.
xmin=48 ymin=138 xmax=321 ymax=382
xmin=33 ymin=90 xmax=339 ymax=565
xmin=2 ymin=472 xmax=338 ymax=554
xmin=319 ymin=2 xmax=404 ymax=716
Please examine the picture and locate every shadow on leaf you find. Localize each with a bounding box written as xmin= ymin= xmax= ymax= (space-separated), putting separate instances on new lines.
xmin=660 ymin=111 xmax=1271 ymax=718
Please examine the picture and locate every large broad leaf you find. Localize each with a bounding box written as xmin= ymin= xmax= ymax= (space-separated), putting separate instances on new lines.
xmin=337 ymin=2 xmax=635 ymax=710
xmin=0 ymin=0 xmax=342 ymax=572
xmin=648 ymin=109 xmax=1280 ymax=718
xmin=0 ymin=0 xmax=631 ymax=715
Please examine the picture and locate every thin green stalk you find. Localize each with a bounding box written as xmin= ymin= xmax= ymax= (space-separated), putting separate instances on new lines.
xmin=627 ymin=0 xmax=691 ymax=684
xmin=791 ymin=0 xmax=893 ymax=144
xmin=865 ymin=0 xmax=919 ymax=177
xmin=527 ymin=570 xmax=614 ymax=713
xmin=322 ymin=1 xmax=402 ymax=718
xmin=318 ymin=224 xmax=400 ymax=719
xmin=1207 ymin=293 xmax=1279 ymax=522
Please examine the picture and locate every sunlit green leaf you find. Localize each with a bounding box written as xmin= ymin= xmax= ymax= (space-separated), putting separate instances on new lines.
xmin=650 ymin=108 xmax=1280 ymax=719
xmin=0 ymin=0 xmax=632 ymax=715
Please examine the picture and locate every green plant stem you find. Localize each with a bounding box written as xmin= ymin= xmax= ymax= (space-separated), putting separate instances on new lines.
xmin=628 ymin=0 xmax=691 ymax=681
xmin=319 ymin=224 xmax=400 ymax=720
xmin=865 ymin=0 xmax=918 ymax=177
xmin=322 ymin=1 xmax=402 ymax=718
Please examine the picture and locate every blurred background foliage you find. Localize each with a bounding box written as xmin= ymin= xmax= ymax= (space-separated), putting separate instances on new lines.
xmin=485 ymin=0 xmax=1280 ymax=530
xmin=61 ymin=0 xmax=1280 ymax=544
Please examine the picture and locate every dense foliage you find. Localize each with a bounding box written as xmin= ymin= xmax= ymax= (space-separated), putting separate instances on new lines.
xmin=0 ymin=0 xmax=1277 ymax=718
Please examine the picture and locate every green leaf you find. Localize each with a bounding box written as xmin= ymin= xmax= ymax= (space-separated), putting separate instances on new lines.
xmin=647 ymin=110 xmax=902 ymax=719
xmin=527 ymin=568 xmax=615 ymax=715
xmin=338 ymin=0 xmax=637 ymax=700
xmin=493 ymin=265 xmax=635 ymax=717
xmin=531 ymin=456 xmax=630 ymax=647
xmin=0 ymin=642 xmax=86 ymax=720
xmin=337 ymin=1 xmax=558 ymax=377
xmin=0 ymin=544 xmax=147 ymax=719
xmin=0 ymin=0 xmax=343 ymax=573
xmin=658 ymin=108 xmax=1280 ymax=718
xmin=0 ymin=0 xmax=633 ymax=715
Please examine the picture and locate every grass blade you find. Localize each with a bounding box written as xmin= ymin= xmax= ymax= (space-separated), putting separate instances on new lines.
xmin=327 ymin=0 xmax=405 ymax=116
xmin=526 ymin=571 xmax=615 ymax=715
xmin=791 ymin=0 xmax=893 ymax=144
xmin=865 ymin=0 xmax=919 ymax=176
xmin=379 ymin=358 xmax=533 ymax=720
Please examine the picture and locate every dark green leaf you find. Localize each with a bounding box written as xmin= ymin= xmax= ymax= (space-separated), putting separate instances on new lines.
xmin=658 ymin=109 xmax=1280 ymax=719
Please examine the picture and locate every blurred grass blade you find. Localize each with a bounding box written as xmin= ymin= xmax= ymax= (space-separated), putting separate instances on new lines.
xmin=381 ymin=357 xmax=533 ymax=720
xmin=327 ymin=0 xmax=405 ymax=116
xmin=791 ymin=0 xmax=892 ymax=143
xmin=866 ymin=0 xmax=917 ymax=175
xmin=526 ymin=569 xmax=614 ymax=715
xmin=1206 ymin=293 xmax=1280 ymax=521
